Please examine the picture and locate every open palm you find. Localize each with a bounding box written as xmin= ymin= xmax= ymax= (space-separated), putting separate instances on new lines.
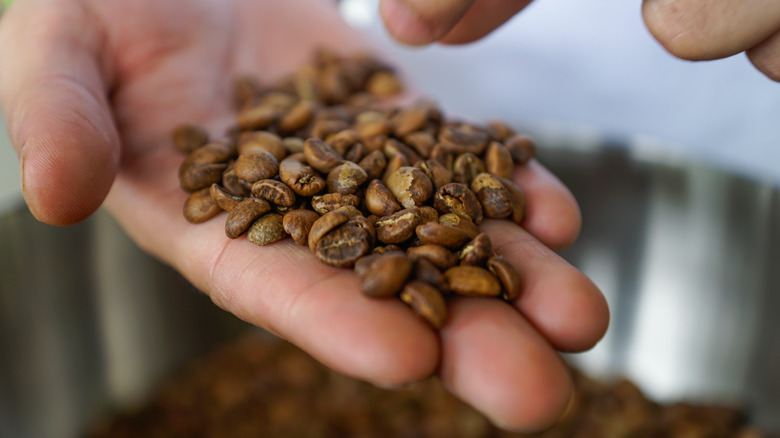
xmin=0 ymin=0 xmax=608 ymax=430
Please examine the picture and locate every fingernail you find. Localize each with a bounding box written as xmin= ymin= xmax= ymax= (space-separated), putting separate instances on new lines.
xmin=380 ymin=0 xmax=436 ymax=46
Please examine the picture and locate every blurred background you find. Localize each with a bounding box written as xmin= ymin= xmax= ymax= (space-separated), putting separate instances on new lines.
xmin=1 ymin=1 xmax=779 ymax=437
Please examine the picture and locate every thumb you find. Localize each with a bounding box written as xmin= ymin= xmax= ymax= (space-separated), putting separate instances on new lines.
xmin=0 ymin=1 xmax=119 ymax=225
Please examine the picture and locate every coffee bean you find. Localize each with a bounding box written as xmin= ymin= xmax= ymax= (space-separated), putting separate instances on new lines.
xmin=311 ymin=119 xmax=351 ymax=140
xmin=278 ymin=100 xmax=316 ymax=133
xmin=437 ymin=213 xmax=479 ymax=239
xmin=485 ymin=141 xmax=513 ymax=179
xmin=459 ymin=233 xmax=492 ymax=266
xmin=487 ymin=119 xmax=516 ymax=142
xmin=304 ymin=138 xmax=344 ymax=173
xmin=400 ymin=281 xmax=447 ymax=329
xmin=386 ymin=166 xmax=434 ymax=209
xmin=505 ymin=134 xmax=536 ymax=165
xmin=470 ymin=173 xmax=512 ymax=219
xmin=357 ymin=150 xmax=387 ymax=181
xmin=184 ymin=140 xmax=235 ymax=165
xmin=403 ymin=131 xmax=436 ymax=158
xmin=234 ymin=151 xmax=280 ymax=183
xmin=366 ymin=71 xmax=403 ymax=97
xmin=452 ymin=153 xmax=485 ymax=186
xmin=487 ymin=256 xmax=522 ymax=301
xmin=418 ymin=206 xmax=439 ymax=224
xmin=356 ymin=118 xmax=392 ymax=141
xmin=238 ymin=131 xmax=286 ymax=161
xmin=237 ymin=104 xmax=282 ymax=131
xmin=184 ymin=187 xmax=222 ymax=224
xmin=282 ymin=137 xmax=305 ymax=154
xmin=355 ymin=252 xmax=412 ymax=298
xmin=172 ymin=124 xmax=209 ymax=154
xmin=391 ymin=106 xmax=428 ymax=137
xmin=349 ymin=214 xmax=376 ymax=247
xmin=325 ymin=129 xmax=361 ymax=155
xmin=375 ymin=207 xmax=421 ymax=244
xmin=180 ymin=162 xmax=229 ymax=192
xmin=232 ymin=75 xmax=262 ymax=109
xmin=210 ymin=184 xmax=244 ymax=212
xmin=438 ymin=124 xmax=489 ymax=155
xmin=315 ymin=222 xmax=371 ymax=268
xmin=406 ymin=244 xmax=459 ymax=270
xmin=433 ymin=183 xmax=483 ymax=225
xmin=415 ymin=222 xmax=470 ymax=249
xmin=279 ymin=157 xmax=327 ymax=196
xmin=221 ymin=167 xmax=251 ymax=197
xmin=498 ymin=177 xmax=527 ymax=225
xmin=343 ymin=142 xmax=366 ymax=163
xmin=364 ymin=179 xmax=401 ymax=217
xmin=308 ymin=209 xmax=350 ymax=252
xmin=327 ymin=161 xmax=368 ymax=194
xmin=247 ymin=213 xmax=287 ymax=246
xmin=384 ymin=138 xmax=422 ymax=166
xmin=311 ymin=193 xmax=360 ymax=215
xmin=283 ymin=209 xmax=320 ymax=246
xmin=429 ymin=143 xmax=454 ymax=171
xmin=226 ymin=198 xmax=272 ymax=239
xmin=412 ymin=258 xmax=446 ymax=290
xmin=415 ymin=159 xmax=452 ymax=190
xmin=443 ymin=266 xmax=502 ymax=297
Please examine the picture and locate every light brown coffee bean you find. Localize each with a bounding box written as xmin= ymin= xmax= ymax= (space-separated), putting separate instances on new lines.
xmin=406 ymin=244 xmax=459 ymax=270
xmin=363 ymin=133 xmax=388 ymax=153
xmin=337 ymin=205 xmax=363 ymax=219
xmin=365 ymin=179 xmax=401 ymax=217
xmin=325 ymin=129 xmax=361 ymax=155
xmin=452 ymin=153 xmax=485 ymax=185
xmin=343 ymin=142 xmax=366 ymax=163
xmin=487 ymin=120 xmax=516 ymax=142
xmin=326 ymin=161 xmax=368 ymax=194
xmin=348 ymin=214 xmax=376 ymax=247
xmin=278 ymin=100 xmax=316 ymax=133
xmin=304 ymin=138 xmax=344 ymax=173
xmin=355 ymin=252 xmax=412 ymax=298
xmin=400 ymin=281 xmax=447 ymax=329
xmin=221 ymin=167 xmax=251 ymax=197
xmin=311 ymin=118 xmax=351 ymax=140
xmin=172 ymin=124 xmax=209 ymax=154
xmin=311 ymin=193 xmax=360 ymax=215
xmin=459 ymin=233 xmax=492 ymax=266
xmin=438 ymin=124 xmax=489 ymax=155
xmin=403 ymin=131 xmax=436 ymax=158
xmin=498 ymin=177 xmax=527 ymax=225
xmin=416 ymin=159 xmax=452 ymax=190
xmin=505 ymin=134 xmax=536 ymax=165
xmin=380 ymin=154 xmax=408 ymax=185
xmin=412 ymin=258 xmax=446 ymax=290
xmin=384 ymin=138 xmax=422 ymax=165
xmin=386 ymin=166 xmax=434 ymax=209
xmin=282 ymin=137 xmax=305 ymax=154
xmin=366 ymin=70 xmax=403 ymax=97
xmin=237 ymin=104 xmax=282 ymax=131
xmin=487 ymin=256 xmax=522 ymax=301
xmin=234 ymin=151 xmax=280 ymax=183
xmin=179 ymin=162 xmax=229 ymax=192
xmin=429 ymin=143 xmax=454 ymax=171
xmin=418 ymin=206 xmax=439 ymax=224
xmin=375 ymin=207 xmax=421 ymax=244
xmin=247 ymin=213 xmax=286 ymax=246
xmin=315 ymin=222 xmax=371 ymax=268
xmin=238 ymin=131 xmax=286 ymax=161
xmin=438 ymin=213 xmax=480 ymax=239
xmin=282 ymin=209 xmax=320 ymax=246
xmin=443 ymin=266 xmax=502 ymax=297
xmin=485 ymin=141 xmax=513 ymax=179
xmin=226 ymin=198 xmax=272 ymax=239
xmin=470 ymin=173 xmax=512 ymax=219
xmin=252 ymin=179 xmax=297 ymax=207
xmin=433 ymin=183 xmax=483 ymax=224
xmin=279 ymin=157 xmax=327 ymax=196
xmin=415 ymin=222 xmax=471 ymax=249
xmin=308 ymin=209 xmax=350 ymax=251
xmin=391 ymin=106 xmax=428 ymax=137
xmin=210 ymin=184 xmax=244 ymax=212
xmin=184 ymin=140 xmax=235 ymax=165
xmin=183 ymin=187 xmax=222 ymax=224
xmin=357 ymin=150 xmax=387 ymax=181
xmin=356 ymin=119 xmax=392 ymax=141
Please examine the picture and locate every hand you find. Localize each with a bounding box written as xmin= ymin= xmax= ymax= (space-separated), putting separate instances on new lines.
xmin=379 ymin=0 xmax=780 ymax=81
xmin=0 ymin=0 xmax=608 ymax=431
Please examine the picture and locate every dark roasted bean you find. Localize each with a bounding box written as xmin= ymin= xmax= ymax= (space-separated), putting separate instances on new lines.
xmin=237 ymin=104 xmax=281 ymax=131
xmin=226 ymin=198 xmax=272 ymax=239
xmin=400 ymin=281 xmax=447 ymax=329
xmin=184 ymin=187 xmax=222 ymax=224
xmin=444 ymin=266 xmax=501 ymax=297
xmin=283 ymin=209 xmax=320 ymax=246
xmin=487 ymin=256 xmax=522 ymax=301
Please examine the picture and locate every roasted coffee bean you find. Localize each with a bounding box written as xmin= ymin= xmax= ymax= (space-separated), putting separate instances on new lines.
xmin=391 ymin=106 xmax=428 ymax=137
xmin=418 ymin=206 xmax=439 ymax=224
xmin=505 ymin=134 xmax=536 ymax=165
xmin=184 ymin=140 xmax=235 ymax=165
xmin=438 ymin=213 xmax=480 ymax=239
xmin=238 ymin=131 xmax=286 ymax=161
xmin=252 ymin=179 xmax=297 ymax=207
xmin=443 ymin=266 xmax=502 ymax=297
xmin=278 ymin=100 xmax=316 ymax=133
xmin=283 ymin=209 xmax=320 ymax=246
xmin=226 ymin=198 xmax=272 ymax=239
xmin=487 ymin=256 xmax=522 ymax=301
xmin=237 ymin=104 xmax=281 ymax=131
xmin=308 ymin=209 xmax=350 ymax=251
xmin=429 ymin=143 xmax=454 ymax=171
xmin=210 ymin=184 xmax=244 ymax=212
xmin=459 ymin=233 xmax=492 ymax=266
xmin=180 ymin=162 xmax=228 ymax=192
xmin=304 ymin=138 xmax=344 ymax=173
xmin=315 ymin=222 xmax=371 ymax=268
xmin=282 ymin=137 xmax=305 ymax=154
xmin=498 ymin=177 xmax=527 ymax=225
xmin=234 ymin=151 xmax=280 ymax=183
xmin=366 ymin=71 xmax=403 ymax=97
xmin=433 ymin=183 xmax=483 ymax=224
xmin=400 ymin=281 xmax=447 ymax=329
xmin=311 ymin=119 xmax=350 ymax=141
xmin=232 ymin=76 xmax=262 ymax=109
xmin=372 ymin=244 xmax=403 ymax=255
xmin=403 ymin=131 xmax=436 ymax=158
xmin=452 ymin=153 xmax=485 ymax=185
xmin=438 ymin=124 xmax=489 ymax=155
xmin=484 ymin=141 xmax=513 ymax=179
xmin=362 ymin=133 xmax=388 ymax=153
xmin=343 ymin=142 xmax=366 ymax=163
xmin=384 ymin=138 xmax=422 ymax=165
xmin=357 ymin=150 xmax=387 ymax=181
xmin=470 ymin=173 xmax=512 ymax=219
xmin=355 ymin=119 xmax=392 ymax=141
xmin=184 ymin=187 xmax=222 ymax=224
xmin=487 ymin=119 xmax=516 ymax=142
xmin=365 ymin=179 xmax=401 ymax=217
xmin=247 ymin=213 xmax=286 ymax=246
xmin=349 ymin=214 xmax=376 ymax=247
xmin=279 ymin=157 xmax=327 ymax=196
xmin=386 ymin=166 xmax=434 ymax=209
xmin=375 ymin=207 xmax=421 ymax=244
xmin=172 ymin=124 xmax=209 ymax=154
xmin=412 ymin=258 xmax=446 ymax=290
xmin=311 ymin=193 xmax=360 ymax=215
xmin=326 ymin=161 xmax=368 ymax=194
xmin=380 ymin=154 xmax=408 ymax=185
xmin=416 ymin=159 xmax=452 ymax=190
xmin=222 ymin=167 xmax=251 ymax=197
xmin=337 ymin=205 xmax=363 ymax=219
xmin=325 ymin=129 xmax=361 ymax=155
xmin=355 ymin=252 xmax=412 ymax=298
xmin=415 ymin=222 xmax=470 ymax=249
xmin=406 ymin=244 xmax=459 ymax=270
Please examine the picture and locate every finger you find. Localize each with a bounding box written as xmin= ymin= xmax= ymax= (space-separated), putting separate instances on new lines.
xmin=642 ymin=0 xmax=780 ymax=61
xmin=439 ymin=298 xmax=573 ymax=431
xmin=105 ymin=150 xmax=440 ymax=387
xmin=439 ymin=0 xmax=533 ymax=45
xmin=483 ymin=220 xmax=609 ymax=352
xmin=0 ymin=1 xmax=119 ymax=225
xmin=747 ymin=28 xmax=780 ymax=82
xmin=514 ymin=160 xmax=582 ymax=251
xmin=379 ymin=0 xmax=476 ymax=46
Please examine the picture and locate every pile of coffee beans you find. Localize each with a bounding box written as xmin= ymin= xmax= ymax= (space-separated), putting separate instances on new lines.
xmin=90 ymin=333 xmax=771 ymax=438
xmin=176 ymin=49 xmax=536 ymax=329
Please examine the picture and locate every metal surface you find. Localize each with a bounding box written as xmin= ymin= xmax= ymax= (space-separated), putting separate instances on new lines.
xmin=0 ymin=136 xmax=778 ymax=437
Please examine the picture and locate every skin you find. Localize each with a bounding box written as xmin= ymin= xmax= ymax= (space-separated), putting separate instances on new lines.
xmin=379 ymin=0 xmax=780 ymax=81
xmin=0 ymin=0 xmax=608 ymax=431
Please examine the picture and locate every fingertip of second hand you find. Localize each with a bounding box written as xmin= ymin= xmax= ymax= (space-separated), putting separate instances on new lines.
xmin=379 ymin=0 xmax=438 ymax=46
